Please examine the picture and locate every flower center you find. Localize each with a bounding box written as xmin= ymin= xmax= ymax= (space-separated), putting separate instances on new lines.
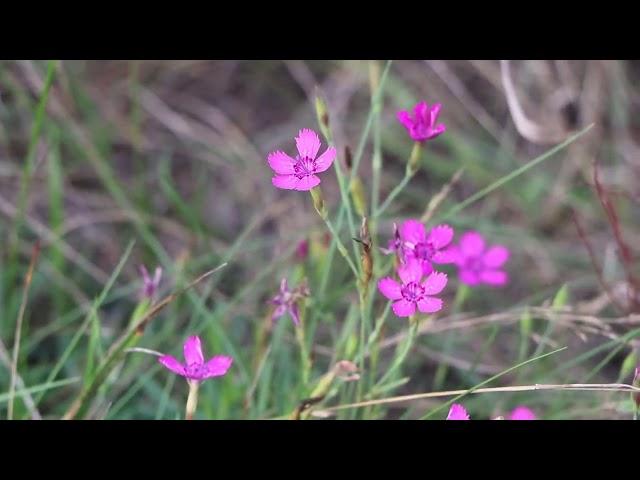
xmin=413 ymin=241 xmax=436 ymax=261
xmin=463 ymin=256 xmax=484 ymax=272
xmin=401 ymin=281 xmax=425 ymax=302
xmin=185 ymin=362 xmax=206 ymax=379
xmin=293 ymin=156 xmax=317 ymax=179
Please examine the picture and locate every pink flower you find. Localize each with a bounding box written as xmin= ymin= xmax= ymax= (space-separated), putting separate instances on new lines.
xmin=295 ymin=240 xmax=309 ymax=261
xmin=159 ymin=336 xmax=233 ymax=382
xmin=449 ymin=231 xmax=510 ymax=287
xmin=270 ymin=278 xmax=310 ymax=326
xmin=446 ymin=403 xmax=470 ymax=420
xmin=508 ymin=406 xmax=536 ymax=420
xmin=397 ymin=101 xmax=446 ymax=142
xmin=395 ymin=220 xmax=455 ymax=275
xmin=139 ymin=265 xmax=162 ymax=300
xmin=267 ymin=128 xmax=336 ymax=191
xmin=378 ymin=259 xmax=448 ymax=317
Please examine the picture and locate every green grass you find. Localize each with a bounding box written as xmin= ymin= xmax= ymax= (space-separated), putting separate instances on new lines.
xmin=1 ymin=60 xmax=639 ymax=420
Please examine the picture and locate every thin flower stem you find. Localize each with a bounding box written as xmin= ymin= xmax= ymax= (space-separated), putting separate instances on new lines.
xmin=185 ymin=381 xmax=199 ymax=420
xmin=320 ymin=213 xmax=359 ymax=278
xmin=374 ymin=142 xmax=422 ymax=219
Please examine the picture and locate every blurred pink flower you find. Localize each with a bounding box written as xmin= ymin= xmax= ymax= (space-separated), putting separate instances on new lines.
xmin=395 ymin=220 xmax=455 ymax=275
xmin=378 ymin=259 xmax=448 ymax=317
xmin=268 ymin=128 xmax=336 ymax=191
xmin=508 ymin=406 xmax=537 ymax=420
xmin=449 ymin=231 xmax=510 ymax=287
xmin=397 ymin=101 xmax=446 ymax=142
xmin=139 ymin=265 xmax=162 ymax=300
xmin=295 ymin=239 xmax=309 ymax=261
xmin=446 ymin=403 xmax=470 ymax=420
xmin=270 ymin=278 xmax=310 ymax=326
xmin=159 ymin=336 xmax=232 ymax=382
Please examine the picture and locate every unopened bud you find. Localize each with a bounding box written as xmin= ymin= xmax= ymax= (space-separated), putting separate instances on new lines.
xmin=314 ymin=89 xmax=332 ymax=143
xmin=310 ymin=186 xmax=327 ymax=220
xmin=344 ymin=145 xmax=353 ymax=172
xmin=407 ymin=141 xmax=423 ymax=175
xmin=335 ymin=360 xmax=360 ymax=382
xmin=350 ymin=176 xmax=367 ymax=217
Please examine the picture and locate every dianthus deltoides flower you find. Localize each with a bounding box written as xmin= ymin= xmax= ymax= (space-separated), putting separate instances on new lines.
xmin=446 ymin=403 xmax=470 ymax=420
xmin=378 ymin=259 xmax=447 ymax=317
xmin=267 ymin=128 xmax=336 ymax=191
xmin=449 ymin=231 xmax=510 ymax=287
xmin=397 ymin=101 xmax=446 ymax=142
xmin=508 ymin=406 xmax=536 ymax=420
xmin=383 ymin=220 xmax=455 ymax=275
xmin=159 ymin=336 xmax=232 ymax=382
xmin=270 ymin=278 xmax=310 ymax=326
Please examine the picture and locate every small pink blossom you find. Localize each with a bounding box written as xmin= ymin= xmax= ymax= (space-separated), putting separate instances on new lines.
xmin=446 ymin=403 xmax=470 ymax=420
xmin=449 ymin=231 xmax=510 ymax=287
xmin=159 ymin=336 xmax=232 ymax=382
xmin=295 ymin=240 xmax=309 ymax=261
xmin=384 ymin=220 xmax=455 ymax=275
xmin=139 ymin=265 xmax=162 ymax=301
xmin=270 ymin=278 xmax=310 ymax=326
xmin=508 ymin=406 xmax=536 ymax=420
xmin=267 ymin=128 xmax=336 ymax=191
xmin=378 ymin=259 xmax=448 ymax=318
xmin=397 ymin=101 xmax=446 ymax=142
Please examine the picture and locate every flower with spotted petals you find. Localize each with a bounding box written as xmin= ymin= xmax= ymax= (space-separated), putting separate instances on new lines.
xmin=378 ymin=259 xmax=448 ymax=318
xmin=159 ymin=336 xmax=232 ymax=383
xmin=268 ymin=128 xmax=336 ymax=191
xmin=395 ymin=220 xmax=455 ymax=275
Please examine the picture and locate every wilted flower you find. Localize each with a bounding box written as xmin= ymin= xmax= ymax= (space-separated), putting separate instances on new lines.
xmin=270 ymin=278 xmax=310 ymax=326
xmin=140 ymin=265 xmax=162 ymax=301
xmin=397 ymin=101 xmax=446 ymax=142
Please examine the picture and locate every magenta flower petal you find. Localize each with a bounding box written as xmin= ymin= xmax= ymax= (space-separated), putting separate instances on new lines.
xmin=400 ymin=219 xmax=427 ymax=245
xmin=421 ymin=261 xmax=434 ymax=276
xmin=272 ymin=304 xmax=287 ymax=321
xmin=417 ymin=297 xmax=443 ymax=313
xmin=184 ymin=336 xmax=204 ymax=366
xmin=272 ymin=175 xmax=298 ymax=190
xmin=289 ymin=303 xmax=300 ymax=326
xmin=429 ymin=103 xmax=442 ymax=125
xmin=295 ymin=128 xmax=321 ymax=159
xmin=431 ymin=124 xmax=446 ymax=136
xmin=432 ymin=247 xmax=456 ymax=264
xmin=314 ymin=147 xmax=336 ymax=173
xmin=397 ymin=110 xmax=413 ymax=130
xmin=422 ymin=271 xmax=448 ymax=295
xmin=268 ymin=150 xmax=296 ymax=174
xmin=159 ymin=355 xmax=186 ymax=376
xmin=392 ymin=299 xmax=416 ymax=317
xmin=483 ymin=245 xmax=510 ymax=268
xmin=447 ymin=403 xmax=470 ymax=420
xmin=294 ymin=174 xmax=321 ymax=191
xmin=460 ymin=231 xmax=485 ymax=257
xmin=204 ymin=355 xmax=233 ymax=378
xmin=508 ymin=406 xmax=536 ymax=420
xmin=479 ymin=270 xmax=508 ymax=286
xmin=459 ymin=269 xmax=480 ymax=286
xmin=378 ymin=277 xmax=403 ymax=300
xmin=427 ymin=225 xmax=454 ymax=249
xmin=397 ymin=101 xmax=447 ymax=142
xmin=397 ymin=260 xmax=422 ymax=285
